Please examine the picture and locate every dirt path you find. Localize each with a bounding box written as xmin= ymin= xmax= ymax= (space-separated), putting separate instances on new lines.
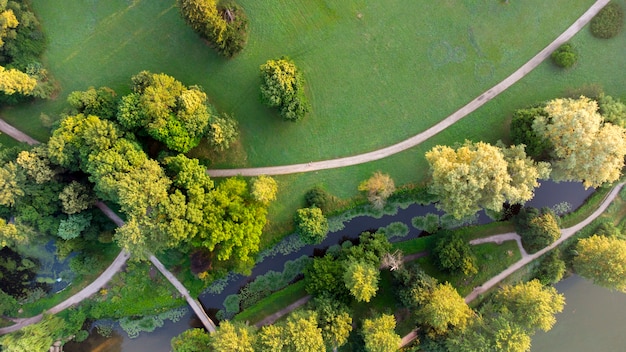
xmin=0 ymin=119 xmax=39 ymax=145
xmin=470 ymin=232 xmax=529 ymax=258
xmin=207 ymin=0 xmax=610 ymax=178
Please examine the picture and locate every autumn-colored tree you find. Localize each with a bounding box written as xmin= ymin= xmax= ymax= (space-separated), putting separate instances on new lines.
xmin=358 ymin=171 xmax=395 ymax=209
xmin=260 ymin=57 xmax=310 ymax=121
xmin=419 ymin=282 xmax=473 ymax=335
xmin=574 ymin=234 xmax=626 ymax=292
xmin=210 ymin=321 xmax=256 ymax=352
xmin=361 ymin=314 xmax=401 ymax=352
xmin=58 ymin=181 xmax=95 ymax=214
xmin=533 ymin=96 xmax=626 ymax=188
xmin=343 ymin=260 xmax=379 ymax=303
xmin=283 ymin=311 xmax=326 ymax=352
xmin=0 ymin=161 xmax=24 ymax=207
xmin=294 ymin=207 xmax=329 ymax=244
xmin=256 ymin=325 xmax=285 ymax=352
xmin=15 ymin=146 xmax=57 ymax=184
xmin=0 ymin=218 xmax=26 ymax=248
xmin=0 ymin=65 xmax=36 ymax=95
xmin=171 ymin=328 xmax=211 ymax=352
xmin=251 ymin=175 xmax=278 ymax=205
xmin=0 ymin=8 xmax=19 ymax=48
xmin=493 ymin=279 xmax=564 ymax=333
xmin=426 ymin=141 xmax=549 ymax=219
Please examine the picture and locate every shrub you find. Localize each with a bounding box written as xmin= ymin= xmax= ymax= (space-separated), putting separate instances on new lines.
xmin=551 ymin=43 xmax=577 ymax=68
xmin=432 ymin=232 xmax=478 ymax=276
xmin=305 ymin=187 xmax=332 ymax=213
xmin=260 ymin=57 xmax=310 ymax=121
xmin=534 ymin=249 xmax=565 ymax=285
xmin=590 ymin=2 xmax=624 ymax=39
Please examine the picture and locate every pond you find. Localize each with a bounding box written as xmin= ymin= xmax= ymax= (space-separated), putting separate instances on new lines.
xmin=61 ymin=180 xmax=596 ymax=351
xmin=532 ymin=275 xmax=626 ymax=351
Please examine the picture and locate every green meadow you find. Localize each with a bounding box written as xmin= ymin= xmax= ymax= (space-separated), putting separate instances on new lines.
xmin=4 ymin=0 xmax=625 ymax=230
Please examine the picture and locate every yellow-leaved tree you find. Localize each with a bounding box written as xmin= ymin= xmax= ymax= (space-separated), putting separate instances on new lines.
xmin=533 ymin=96 xmax=626 ymax=188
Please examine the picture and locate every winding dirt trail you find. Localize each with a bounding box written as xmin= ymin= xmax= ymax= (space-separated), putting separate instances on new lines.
xmin=207 ymin=0 xmax=611 ymax=178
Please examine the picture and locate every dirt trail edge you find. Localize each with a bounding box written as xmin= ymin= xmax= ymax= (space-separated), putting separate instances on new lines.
xmin=207 ymin=0 xmax=611 ymax=178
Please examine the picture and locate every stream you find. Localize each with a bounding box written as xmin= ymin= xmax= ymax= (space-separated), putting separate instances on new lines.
xmin=64 ymin=180 xmax=596 ymax=351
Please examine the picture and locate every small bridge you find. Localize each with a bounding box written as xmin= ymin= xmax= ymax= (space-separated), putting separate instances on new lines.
xmin=149 ymin=255 xmax=217 ymax=333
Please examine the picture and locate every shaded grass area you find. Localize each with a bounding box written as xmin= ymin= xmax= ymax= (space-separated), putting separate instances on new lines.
xmin=232 ymin=280 xmax=306 ymax=325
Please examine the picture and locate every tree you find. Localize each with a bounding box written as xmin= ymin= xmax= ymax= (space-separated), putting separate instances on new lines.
xmin=361 ymin=314 xmax=401 ymax=352
xmin=343 ymin=260 xmax=379 ymax=303
xmin=58 ymin=181 xmax=94 ymax=214
xmin=0 ymin=65 xmax=36 ymax=95
xmin=0 ymin=218 xmax=26 ymax=248
xmin=283 ymin=311 xmax=326 ymax=352
xmin=598 ymin=94 xmax=626 ymax=128
xmin=210 ymin=321 xmax=256 ymax=352
xmin=0 ymin=289 xmax=18 ymax=316
xmin=0 ymin=161 xmax=24 ymax=207
xmin=57 ymin=213 xmax=92 ymax=240
xmin=305 ymin=186 xmax=332 ymax=213
xmin=534 ymin=249 xmax=566 ymax=285
xmin=171 ymin=328 xmax=211 ymax=352
xmin=590 ymin=2 xmax=624 ymax=39
xmin=260 ymin=57 xmax=310 ymax=121
xmin=425 ymin=141 xmax=549 ymax=219
xmin=513 ymin=207 xmax=561 ymax=253
xmin=117 ymin=71 xmax=213 ymax=152
xmin=510 ymin=107 xmax=552 ymax=160
xmin=294 ymin=207 xmax=329 ymax=244
xmin=0 ymin=7 xmax=18 ymax=48
xmin=15 ymin=146 xmax=57 ymax=184
xmin=251 ymin=175 xmax=278 ymax=205
xmin=358 ymin=171 xmax=395 ymax=209
xmin=446 ymin=315 xmax=531 ymax=352
xmin=574 ymin=234 xmax=626 ymax=291
xmin=207 ymin=113 xmax=239 ymax=151
xmin=493 ymin=279 xmax=564 ymax=333
xmin=533 ymin=96 xmax=626 ymax=188
xmin=304 ymin=254 xmax=349 ymax=299
xmin=419 ymin=282 xmax=473 ymax=335
xmin=313 ymin=296 xmax=352 ymax=349
xmin=256 ymin=325 xmax=285 ymax=352
xmin=551 ymin=43 xmax=577 ymax=68
xmin=0 ymin=314 xmax=65 ymax=352
xmin=432 ymin=232 xmax=478 ymax=276
xmin=67 ymin=86 xmax=118 ymax=119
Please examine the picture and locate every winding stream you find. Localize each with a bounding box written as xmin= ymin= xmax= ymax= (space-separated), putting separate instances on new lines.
xmin=66 ymin=180 xmax=596 ymax=351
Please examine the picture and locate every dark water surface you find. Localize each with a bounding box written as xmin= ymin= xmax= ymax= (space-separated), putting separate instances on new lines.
xmin=63 ymin=181 xmax=597 ymax=351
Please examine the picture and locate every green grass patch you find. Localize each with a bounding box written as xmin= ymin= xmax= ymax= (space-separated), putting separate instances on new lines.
xmin=561 ymin=186 xmax=612 ymax=228
xmin=232 ymin=280 xmax=307 ymax=325
xmin=416 ymin=241 xmax=521 ymax=297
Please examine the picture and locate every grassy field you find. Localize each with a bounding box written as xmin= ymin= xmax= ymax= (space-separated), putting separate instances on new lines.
xmin=4 ymin=0 xmax=625 ymax=231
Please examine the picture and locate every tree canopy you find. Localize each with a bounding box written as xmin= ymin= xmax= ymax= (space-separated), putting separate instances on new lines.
xmin=533 ymin=96 xmax=626 ymax=188
xmin=425 ymin=140 xmax=550 ymax=219
xmin=343 ymin=260 xmax=379 ymax=303
xmin=419 ymin=282 xmax=474 ymax=335
xmin=361 ymin=314 xmax=401 ymax=352
xmin=260 ymin=57 xmax=310 ymax=121
xmin=358 ymin=171 xmax=395 ymax=210
xmin=294 ymin=207 xmax=329 ymax=244
xmin=574 ymin=234 xmax=626 ymax=292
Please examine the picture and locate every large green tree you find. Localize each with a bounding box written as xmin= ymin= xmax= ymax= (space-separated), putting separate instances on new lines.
xmin=260 ymin=57 xmax=310 ymax=121
xmin=432 ymin=232 xmax=478 ymax=276
xmin=283 ymin=311 xmax=326 ymax=352
xmin=171 ymin=328 xmax=211 ymax=352
xmin=574 ymin=234 xmax=626 ymax=291
xmin=533 ymin=96 xmax=626 ymax=188
xmin=419 ymin=282 xmax=474 ymax=335
xmin=514 ymin=207 xmax=561 ymax=253
xmin=426 ymin=141 xmax=550 ymax=219
xmin=294 ymin=207 xmax=329 ymax=244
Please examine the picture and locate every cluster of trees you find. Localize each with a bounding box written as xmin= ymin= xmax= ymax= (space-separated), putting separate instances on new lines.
xmin=0 ymin=0 xmax=52 ymax=102
xmin=395 ymin=263 xmax=565 ymax=351
xmin=177 ymin=0 xmax=248 ymax=57
xmin=425 ymin=140 xmax=550 ymax=219
xmin=260 ymin=57 xmax=310 ymax=122
xmin=512 ymin=96 xmax=626 ymax=189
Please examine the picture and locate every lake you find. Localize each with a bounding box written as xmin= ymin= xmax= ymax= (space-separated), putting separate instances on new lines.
xmin=532 ymin=275 xmax=626 ymax=351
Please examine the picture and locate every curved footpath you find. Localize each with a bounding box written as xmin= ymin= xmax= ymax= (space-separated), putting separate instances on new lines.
xmin=399 ymin=181 xmax=626 ymax=348
xmin=207 ymin=0 xmax=610 ymax=178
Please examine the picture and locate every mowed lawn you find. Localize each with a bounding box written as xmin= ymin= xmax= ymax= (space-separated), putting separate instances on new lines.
xmin=4 ymin=0 xmax=624 ymax=231
xmin=5 ymin=0 xmax=593 ymax=158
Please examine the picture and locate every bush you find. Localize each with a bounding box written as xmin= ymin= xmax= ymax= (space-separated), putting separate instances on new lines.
xmin=534 ymin=249 xmax=565 ymax=285
xmin=432 ymin=231 xmax=478 ymax=276
xmin=260 ymin=57 xmax=310 ymax=121
xmin=590 ymin=2 xmax=624 ymax=39
xmin=551 ymin=43 xmax=577 ymax=68
xmin=305 ymin=187 xmax=332 ymax=213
